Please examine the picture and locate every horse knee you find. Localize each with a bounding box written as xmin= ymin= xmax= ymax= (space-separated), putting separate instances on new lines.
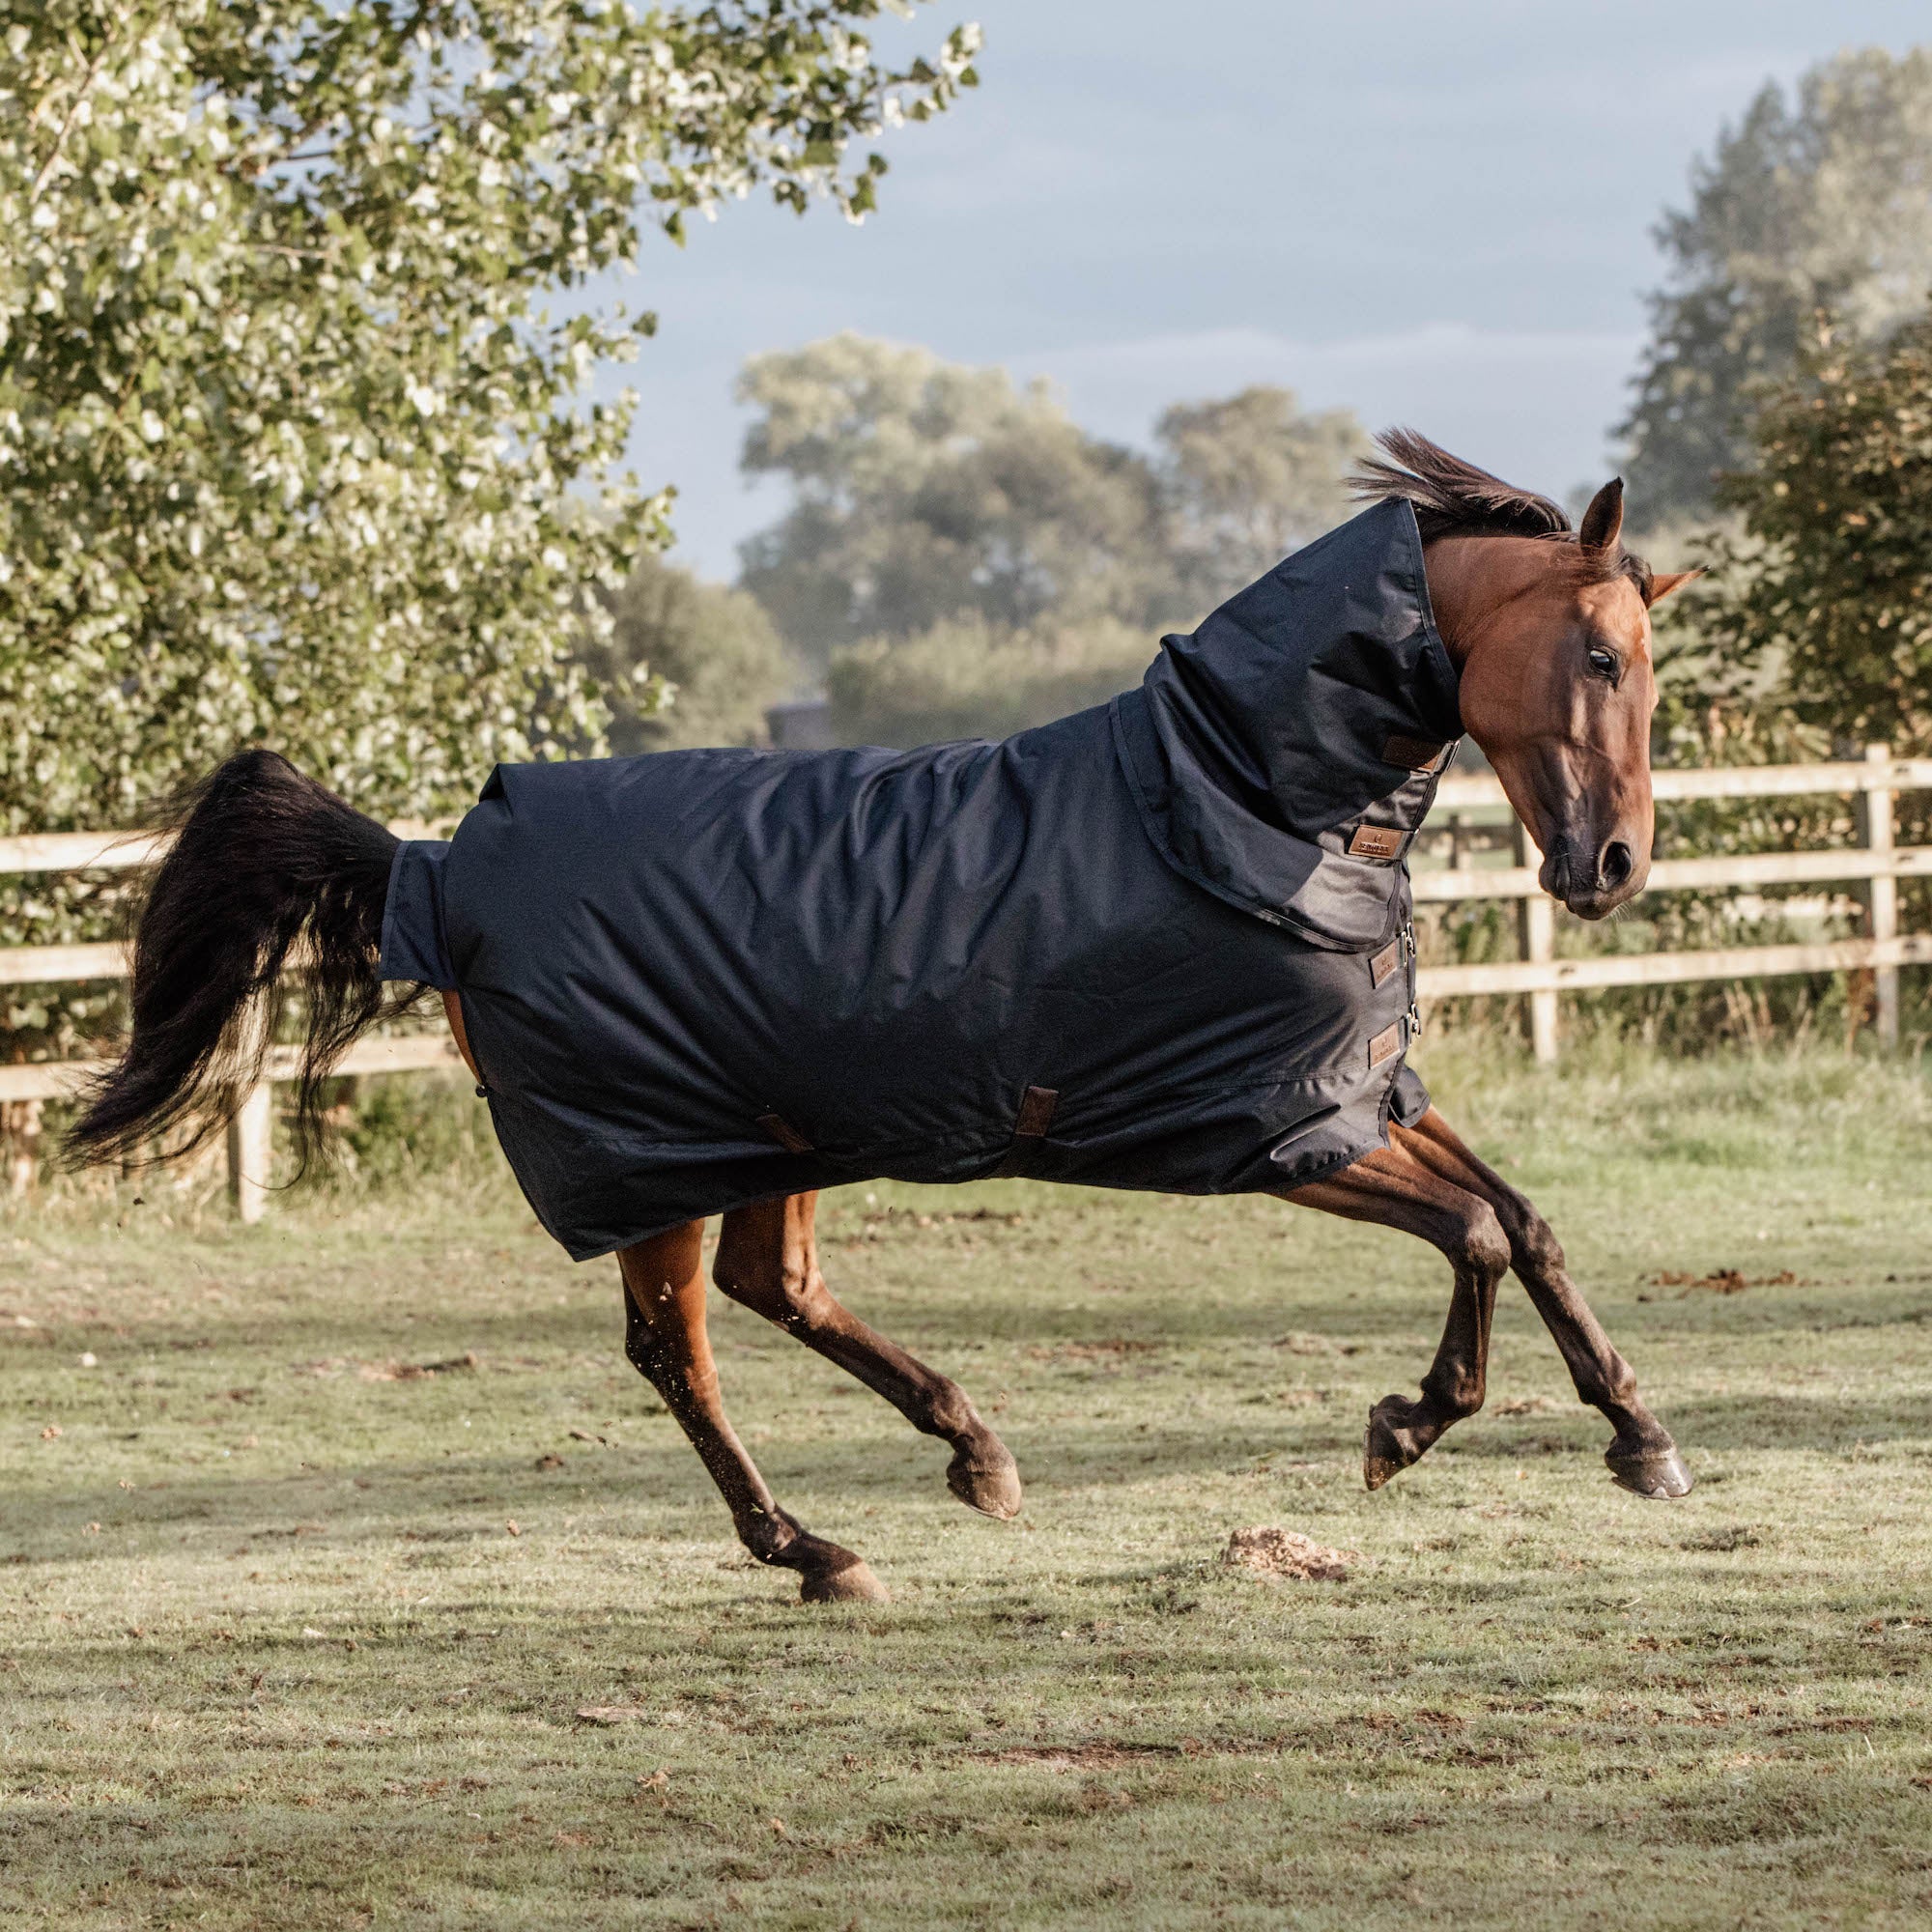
xmin=740 ymin=1506 xmax=801 ymax=1566
xmin=1450 ymin=1202 xmax=1511 ymax=1282
xmin=1493 ymin=1198 xmax=1565 ymax=1278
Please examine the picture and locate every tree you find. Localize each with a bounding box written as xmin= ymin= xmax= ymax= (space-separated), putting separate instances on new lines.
xmin=1156 ymin=385 xmax=1366 ymax=606
xmin=734 ymin=342 xmax=1367 ymax=668
xmin=581 ymin=554 xmax=798 ymax=753
xmin=826 ymin=612 xmax=1152 ymax=748
xmin=736 ymin=344 xmax=1369 ymax=744
xmin=0 ymin=1 xmax=979 ymax=836
xmin=1691 ymin=311 xmax=1932 ymax=754
xmin=1617 ymin=47 xmax=1932 ymax=526
xmin=735 ymin=333 xmax=1179 ymax=666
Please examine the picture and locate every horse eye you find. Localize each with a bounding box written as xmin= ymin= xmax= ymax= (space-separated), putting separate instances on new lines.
xmin=1587 ymin=645 xmax=1620 ymax=682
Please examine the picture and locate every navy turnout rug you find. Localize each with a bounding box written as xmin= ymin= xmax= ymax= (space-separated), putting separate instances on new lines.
xmin=379 ymin=498 xmax=1463 ymax=1260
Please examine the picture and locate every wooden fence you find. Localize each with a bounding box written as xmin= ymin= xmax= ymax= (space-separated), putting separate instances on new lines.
xmin=1416 ymin=745 xmax=1931 ymax=1062
xmin=1 ymin=748 xmax=1926 ymax=1216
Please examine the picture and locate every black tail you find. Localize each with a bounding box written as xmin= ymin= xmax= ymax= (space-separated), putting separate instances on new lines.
xmin=67 ymin=749 xmax=421 ymax=1177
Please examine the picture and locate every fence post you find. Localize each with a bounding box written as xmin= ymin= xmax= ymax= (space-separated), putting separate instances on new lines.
xmin=1513 ymin=816 xmax=1558 ymax=1064
xmin=226 ymin=1082 xmax=273 ymax=1223
xmin=225 ymin=997 xmax=274 ymax=1222
xmin=1856 ymin=742 xmax=1899 ymax=1050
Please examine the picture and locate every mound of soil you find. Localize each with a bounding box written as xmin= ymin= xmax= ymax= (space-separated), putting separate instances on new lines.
xmin=1222 ymin=1525 xmax=1360 ymax=1582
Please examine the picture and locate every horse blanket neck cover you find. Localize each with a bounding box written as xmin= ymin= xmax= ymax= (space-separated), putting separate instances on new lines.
xmin=380 ymin=499 xmax=1463 ymax=1261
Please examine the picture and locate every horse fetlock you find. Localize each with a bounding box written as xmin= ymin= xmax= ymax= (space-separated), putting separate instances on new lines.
xmin=1573 ymin=1363 xmax=1643 ymax=1419
xmin=741 ymin=1506 xmax=810 ymax=1567
xmin=922 ymin=1383 xmax=981 ymax=1441
xmin=1424 ymin=1368 xmax=1485 ymax=1423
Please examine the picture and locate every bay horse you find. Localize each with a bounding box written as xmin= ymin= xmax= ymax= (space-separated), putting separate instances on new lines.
xmin=68 ymin=434 xmax=1698 ymax=1605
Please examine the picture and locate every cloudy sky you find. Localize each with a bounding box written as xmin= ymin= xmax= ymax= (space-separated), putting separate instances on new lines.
xmin=597 ymin=1 xmax=1928 ymax=578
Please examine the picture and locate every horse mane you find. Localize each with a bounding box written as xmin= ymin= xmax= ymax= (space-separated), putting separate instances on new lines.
xmin=1350 ymin=428 xmax=1651 ymax=597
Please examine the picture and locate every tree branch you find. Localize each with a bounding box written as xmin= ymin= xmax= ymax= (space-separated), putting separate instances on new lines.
xmin=29 ymin=31 xmax=115 ymax=204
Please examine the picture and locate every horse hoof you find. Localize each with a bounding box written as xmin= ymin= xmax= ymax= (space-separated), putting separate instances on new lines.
xmin=800 ymin=1558 xmax=891 ymax=1605
xmin=947 ymin=1441 xmax=1023 ymax=1520
xmin=1363 ymin=1399 xmax=1416 ymax=1492
xmin=1606 ymin=1445 xmax=1693 ymax=1499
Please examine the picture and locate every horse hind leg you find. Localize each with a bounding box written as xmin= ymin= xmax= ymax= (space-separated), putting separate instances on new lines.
xmin=712 ymin=1194 xmax=1023 ymax=1520
xmin=1281 ymin=1141 xmax=1512 ymax=1491
xmin=616 ymin=1223 xmax=889 ymax=1605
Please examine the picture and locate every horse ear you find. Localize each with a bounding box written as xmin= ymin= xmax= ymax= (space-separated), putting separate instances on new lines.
xmin=1644 ymin=568 xmax=1702 ymax=607
xmin=1577 ymin=477 xmax=1624 ymax=553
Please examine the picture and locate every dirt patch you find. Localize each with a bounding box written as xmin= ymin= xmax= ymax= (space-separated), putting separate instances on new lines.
xmin=1272 ymin=1334 xmax=1365 ymax=1356
xmin=1650 ymin=1269 xmax=1805 ymax=1295
xmin=1222 ymin=1525 xmax=1361 ymax=1582
xmin=1024 ymin=1339 xmax=1159 ymax=1366
xmin=358 ymin=1351 xmax=478 ymax=1381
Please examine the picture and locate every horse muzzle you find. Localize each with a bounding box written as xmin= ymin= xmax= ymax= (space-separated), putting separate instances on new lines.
xmin=1541 ymin=833 xmax=1645 ymax=920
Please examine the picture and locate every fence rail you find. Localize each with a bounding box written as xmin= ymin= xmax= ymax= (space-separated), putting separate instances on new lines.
xmin=0 ymin=754 xmax=1925 ymax=1216
xmin=1416 ymin=743 xmax=1922 ymax=1059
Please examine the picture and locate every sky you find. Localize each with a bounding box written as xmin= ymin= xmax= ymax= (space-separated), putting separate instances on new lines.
xmin=593 ymin=1 xmax=1930 ymax=580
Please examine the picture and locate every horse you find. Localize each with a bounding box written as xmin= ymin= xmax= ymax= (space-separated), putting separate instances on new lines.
xmin=67 ymin=433 xmax=1699 ymax=1606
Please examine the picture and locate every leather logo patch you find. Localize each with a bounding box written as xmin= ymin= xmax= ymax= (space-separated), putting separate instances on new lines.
xmin=1348 ymin=824 xmax=1404 ymax=861
xmin=1370 ymin=938 xmax=1403 ymax=988
xmin=756 ymin=1112 xmax=815 ymax=1155
xmin=1368 ymin=1022 xmax=1403 ymax=1068
xmin=1014 ymin=1085 xmax=1060 ymax=1138
xmin=1381 ymin=733 xmax=1450 ymax=773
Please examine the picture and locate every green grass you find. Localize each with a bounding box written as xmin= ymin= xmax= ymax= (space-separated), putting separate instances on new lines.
xmin=4 ymin=1043 xmax=1931 ymax=1929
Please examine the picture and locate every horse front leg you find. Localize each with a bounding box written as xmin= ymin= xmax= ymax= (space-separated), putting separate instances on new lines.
xmin=1280 ymin=1141 xmax=1512 ymax=1490
xmin=617 ymin=1222 xmax=890 ymax=1604
xmin=1392 ymin=1107 xmax=1690 ymax=1498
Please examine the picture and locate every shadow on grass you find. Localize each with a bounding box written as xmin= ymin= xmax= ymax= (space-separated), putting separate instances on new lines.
xmin=12 ymin=1372 xmax=1928 ymax=1572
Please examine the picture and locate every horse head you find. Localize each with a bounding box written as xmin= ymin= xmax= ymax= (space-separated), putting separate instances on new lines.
xmin=1353 ymin=431 xmax=1697 ymax=921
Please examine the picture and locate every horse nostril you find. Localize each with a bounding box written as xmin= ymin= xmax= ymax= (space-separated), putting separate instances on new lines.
xmin=1601 ymin=840 xmax=1634 ymax=893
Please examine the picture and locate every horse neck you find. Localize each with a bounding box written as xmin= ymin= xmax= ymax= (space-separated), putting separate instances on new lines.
xmin=1419 ymin=535 xmax=1565 ymax=671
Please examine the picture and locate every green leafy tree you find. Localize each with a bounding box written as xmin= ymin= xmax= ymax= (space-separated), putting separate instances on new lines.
xmin=581 ymin=553 xmax=798 ymax=753
xmin=0 ymin=0 xmax=976 ymax=1059
xmin=1619 ymin=47 xmax=1932 ymax=525
xmin=0 ymin=0 xmax=978 ymax=834
xmin=735 ymin=333 xmax=1179 ymax=666
xmin=1155 ymin=384 xmax=1366 ymax=605
xmin=1692 ymin=311 xmax=1932 ymax=753
xmin=826 ymin=612 xmax=1151 ymax=748
xmin=736 ymin=345 xmax=1366 ymax=744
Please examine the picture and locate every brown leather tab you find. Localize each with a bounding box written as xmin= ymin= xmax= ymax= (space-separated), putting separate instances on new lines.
xmin=1368 ymin=1022 xmax=1403 ymax=1068
xmin=1381 ymin=732 xmax=1450 ymax=773
xmin=1013 ymin=1085 xmax=1059 ymax=1138
xmin=1370 ymin=938 xmax=1403 ymax=988
xmin=755 ymin=1111 xmax=814 ymax=1155
xmin=1348 ymin=824 xmax=1404 ymax=861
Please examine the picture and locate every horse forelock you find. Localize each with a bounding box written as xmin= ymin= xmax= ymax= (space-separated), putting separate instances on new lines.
xmin=1350 ymin=426 xmax=1652 ymax=602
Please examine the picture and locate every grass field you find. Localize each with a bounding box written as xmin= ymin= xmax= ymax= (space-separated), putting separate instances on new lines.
xmin=3 ymin=1042 xmax=1930 ymax=1929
